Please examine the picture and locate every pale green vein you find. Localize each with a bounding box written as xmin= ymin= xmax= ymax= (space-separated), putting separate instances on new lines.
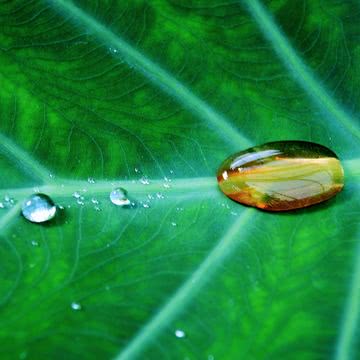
xmin=1 ymin=177 xmax=217 ymax=199
xmin=241 ymin=0 xmax=360 ymax=139
xmin=0 ymin=133 xmax=51 ymax=182
xmin=114 ymin=209 xmax=254 ymax=360
xmin=1 ymin=157 xmax=358 ymax=200
xmin=47 ymin=0 xmax=251 ymax=148
xmin=335 ymin=233 xmax=360 ymax=360
xmin=343 ymin=158 xmax=360 ymax=180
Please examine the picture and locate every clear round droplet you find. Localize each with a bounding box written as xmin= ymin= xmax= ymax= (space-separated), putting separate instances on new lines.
xmin=156 ymin=192 xmax=164 ymax=199
xmin=72 ymin=191 xmax=81 ymax=199
xmin=175 ymin=329 xmax=186 ymax=338
xmin=110 ymin=188 xmax=131 ymax=206
xmin=140 ymin=177 xmax=150 ymax=185
xmin=71 ymin=302 xmax=82 ymax=311
xmin=21 ymin=194 xmax=57 ymax=223
xmin=3 ymin=195 xmax=15 ymax=208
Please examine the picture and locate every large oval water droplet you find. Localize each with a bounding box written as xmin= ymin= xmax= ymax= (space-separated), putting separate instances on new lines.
xmin=217 ymin=141 xmax=344 ymax=211
xmin=21 ymin=194 xmax=57 ymax=223
xmin=110 ymin=188 xmax=131 ymax=206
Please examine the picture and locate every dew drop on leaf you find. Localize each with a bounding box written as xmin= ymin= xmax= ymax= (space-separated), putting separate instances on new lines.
xmin=71 ymin=302 xmax=82 ymax=311
xmin=174 ymin=329 xmax=186 ymax=338
xmin=139 ymin=176 xmax=150 ymax=185
xmin=156 ymin=192 xmax=164 ymax=199
xmin=72 ymin=191 xmax=81 ymax=199
xmin=217 ymin=141 xmax=344 ymax=211
xmin=110 ymin=188 xmax=131 ymax=206
xmin=21 ymin=194 xmax=57 ymax=223
xmin=2 ymin=195 xmax=15 ymax=208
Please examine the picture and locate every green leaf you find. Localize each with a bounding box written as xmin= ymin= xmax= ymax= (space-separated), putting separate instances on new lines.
xmin=0 ymin=1 xmax=359 ymax=359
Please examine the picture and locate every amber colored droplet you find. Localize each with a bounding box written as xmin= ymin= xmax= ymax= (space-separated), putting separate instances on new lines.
xmin=217 ymin=141 xmax=344 ymax=211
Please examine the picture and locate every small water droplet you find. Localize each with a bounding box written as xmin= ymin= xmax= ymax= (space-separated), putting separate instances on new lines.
xmin=147 ymin=194 xmax=154 ymax=200
xmin=163 ymin=183 xmax=171 ymax=188
xmin=21 ymin=194 xmax=57 ymax=223
xmin=94 ymin=205 xmax=101 ymax=211
xmin=170 ymin=170 xmax=174 ymax=174
xmin=87 ymin=177 xmax=95 ymax=184
xmin=140 ymin=177 xmax=150 ymax=185
xmin=3 ymin=195 xmax=15 ymax=208
xmin=49 ymin=173 xmax=55 ymax=179
xmin=175 ymin=329 xmax=186 ymax=338
xmin=72 ymin=191 xmax=81 ymax=199
xmin=110 ymin=188 xmax=131 ymax=206
xmin=156 ymin=192 xmax=164 ymax=199
xmin=142 ymin=203 xmax=150 ymax=209
xmin=171 ymin=222 xmax=177 ymax=227
xmin=91 ymin=198 xmax=99 ymax=205
xmin=71 ymin=302 xmax=82 ymax=311
xmin=164 ymin=176 xmax=172 ymax=182
xmin=0 ymin=202 xmax=4 ymax=209
xmin=76 ymin=199 xmax=85 ymax=206
xmin=31 ymin=240 xmax=39 ymax=247
xmin=134 ymin=167 xmax=141 ymax=174
xmin=58 ymin=205 xmax=65 ymax=210
xmin=109 ymin=47 xmax=118 ymax=53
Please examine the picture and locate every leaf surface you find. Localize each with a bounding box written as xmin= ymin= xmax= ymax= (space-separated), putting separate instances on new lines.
xmin=0 ymin=1 xmax=359 ymax=359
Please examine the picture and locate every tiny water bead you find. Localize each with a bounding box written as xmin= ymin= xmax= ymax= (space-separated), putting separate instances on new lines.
xmin=174 ymin=329 xmax=186 ymax=338
xmin=21 ymin=194 xmax=57 ymax=223
xmin=1 ymin=195 xmax=15 ymax=209
xmin=71 ymin=302 xmax=82 ymax=311
xmin=110 ymin=188 xmax=131 ymax=206
xmin=217 ymin=141 xmax=344 ymax=211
